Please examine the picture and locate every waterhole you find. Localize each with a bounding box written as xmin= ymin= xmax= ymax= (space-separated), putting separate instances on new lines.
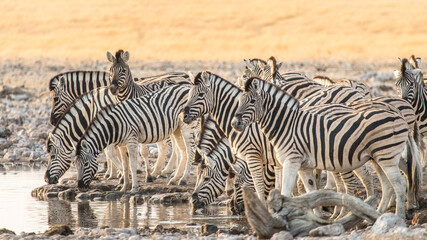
xmin=0 ymin=164 xmax=248 ymax=234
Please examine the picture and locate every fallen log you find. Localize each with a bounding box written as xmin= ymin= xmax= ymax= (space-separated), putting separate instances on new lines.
xmin=243 ymin=186 xmax=380 ymax=238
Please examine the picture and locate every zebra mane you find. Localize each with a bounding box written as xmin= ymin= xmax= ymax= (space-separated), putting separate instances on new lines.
xmin=52 ymin=87 xmax=111 ymax=129
xmin=268 ymin=56 xmax=277 ymax=76
xmin=115 ymin=49 xmax=125 ymax=61
xmin=401 ymin=58 xmax=410 ymax=73
xmin=75 ymin=102 xmax=118 ymax=155
xmin=250 ymin=58 xmax=267 ymax=65
xmin=410 ymin=55 xmax=418 ymax=68
xmin=244 ymin=77 xmax=299 ymax=108
xmin=197 ymin=114 xmax=226 ymax=149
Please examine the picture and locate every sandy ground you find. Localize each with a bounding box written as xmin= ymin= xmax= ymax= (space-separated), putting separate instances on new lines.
xmin=0 ymin=0 xmax=427 ymax=61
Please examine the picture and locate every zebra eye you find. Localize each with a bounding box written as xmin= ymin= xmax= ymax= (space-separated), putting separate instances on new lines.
xmin=53 ymin=97 xmax=59 ymax=101
xmin=198 ymin=92 xmax=205 ymax=97
xmin=250 ymin=99 xmax=256 ymax=104
xmin=204 ymin=176 xmax=210 ymax=181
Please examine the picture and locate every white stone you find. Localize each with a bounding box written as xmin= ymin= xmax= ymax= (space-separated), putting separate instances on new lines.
xmin=371 ymin=213 xmax=407 ymax=235
xmin=271 ymin=231 xmax=293 ymax=240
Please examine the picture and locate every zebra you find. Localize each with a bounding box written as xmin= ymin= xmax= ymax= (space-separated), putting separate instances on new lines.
xmin=312 ymin=75 xmax=374 ymax=98
xmin=191 ymin=114 xmax=274 ymax=214
xmin=181 ymin=71 xmax=280 ymax=205
xmin=231 ymin=77 xmax=418 ymax=218
xmin=49 ymin=70 xmax=111 ymax=125
xmin=45 ymin=86 xmax=172 ymax=185
xmin=75 ymin=84 xmax=196 ymax=192
xmin=106 ymin=50 xmax=189 ymax=101
xmin=246 ymin=57 xmax=421 ymax=209
xmin=395 ymin=57 xmax=427 ymax=169
xmin=106 ymin=49 xmax=192 ymax=180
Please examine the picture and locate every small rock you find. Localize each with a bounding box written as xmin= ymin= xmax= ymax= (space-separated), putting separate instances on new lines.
xmin=0 ymin=228 xmax=16 ymax=235
xmin=58 ymin=189 xmax=76 ymax=201
xmin=0 ymin=138 xmax=13 ymax=150
xmin=412 ymin=210 xmax=427 ymax=225
xmin=76 ymin=193 xmax=90 ymax=201
xmin=229 ymin=225 xmax=247 ymax=235
xmin=154 ymin=225 xmax=164 ymax=232
xmin=0 ymin=126 xmax=12 ymax=138
xmin=371 ymin=213 xmax=406 ymax=235
xmin=149 ymin=193 xmax=183 ymax=204
xmin=3 ymin=152 xmax=16 ymax=162
xmin=271 ymin=231 xmax=293 ymax=240
xmin=44 ymin=224 xmax=73 ymax=236
xmin=130 ymin=195 xmax=144 ymax=205
xmin=46 ymin=192 xmax=58 ymax=199
xmin=309 ymin=223 xmax=344 ymax=237
xmin=105 ymin=193 xmax=121 ymax=201
xmin=89 ymin=192 xmax=105 ymax=200
xmin=93 ymin=197 xmax=105 ymax=201
xmin=201 ymin=224 xmax=218 ymax=236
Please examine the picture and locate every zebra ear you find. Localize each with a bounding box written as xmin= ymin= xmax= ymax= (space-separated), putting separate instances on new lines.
xmin=81 ymin=140 xmax=90 ymax=152
xmin=252 ymin=79 xmax=261 ymax=93
xmin=244 ymin=59 xmax=256 ymax=70
xmin=230 ymin=163 xmax=242 ymax=174
xmin=188 ymin=71 xmax=195 ymax=83
xmin=416 ymin=57 xmax=422 ymax=68
xmin=201 ymin=72 xmax=211 ymax=86
xmin=106 ymin=51 xmax=115 ymax=62
xmin=121 ymin=51 xmax=130 ymax=62
xmin=397 ymin=57 xmax=402 ymax=63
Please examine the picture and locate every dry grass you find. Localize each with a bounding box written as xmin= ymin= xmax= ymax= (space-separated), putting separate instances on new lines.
xmin=0 ymin=0 xmax=426 ymax=61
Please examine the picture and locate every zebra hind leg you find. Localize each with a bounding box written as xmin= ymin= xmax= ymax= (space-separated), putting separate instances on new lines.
xmin=117 ymin=146 xmax=130 ymax=192
xmin=167 ymin=129 xmax=188 ymax=185
xmin=160 ymin=137 xmax=179 ymax=178
xmin=151 ymin=139 xmax=170 ymax=178
xmin=128 ymin=142 xmax=141 ymax=193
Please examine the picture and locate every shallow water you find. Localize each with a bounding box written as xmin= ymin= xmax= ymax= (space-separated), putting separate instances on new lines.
xmin=0 ymin=165 xmax=248 ymax=234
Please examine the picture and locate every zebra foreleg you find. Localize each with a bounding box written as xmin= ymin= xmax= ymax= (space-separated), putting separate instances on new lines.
xmin=280 ymin=158 xmax=301 ymax=197
xmin=324 ymin=171 xmax=336 ymax=190
xmin=246 ymin=157 xmax=267 ymax=205
xmin=104 ymin=145 xmax=123 ymax=179
xmin=168 ymin=129 xmax=188 ymax=185
xmin=177 ymin=121 xmax=196 ymax=185
xmin=274 ymin=166 xmax=282 ymax=191
xmin=128 ymin=142 xmax=141 ymax=193
xmin=353 ymin=165 xmax=374 ymax=198
xmin=422 ymin=135 xmax=427 ymax=169
xmin=370 ymin=161 xmax=395 ymax=214
xmin=330 ymin=172 xmax=346 ymax=219
xmin=138 ymin=144 xmax=154 ymax=183
xmin=117 ymin=146 xmax=130 ymax=192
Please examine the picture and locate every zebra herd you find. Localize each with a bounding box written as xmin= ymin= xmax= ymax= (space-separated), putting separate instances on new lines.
xmin=45 ymin=50 xmax=425 ymax=220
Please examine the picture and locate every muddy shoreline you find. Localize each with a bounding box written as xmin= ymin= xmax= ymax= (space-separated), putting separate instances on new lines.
xmin=1 ymin=58 xmax=427 ymax=239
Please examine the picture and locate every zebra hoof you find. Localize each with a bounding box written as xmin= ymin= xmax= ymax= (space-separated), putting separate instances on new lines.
xmin=178 ymin=179 xmax=187 ymax=186
xmin=104 ymin=173 xmax=111 ymax=179
xmin=146 ymin=175 xmax=155 ymax=183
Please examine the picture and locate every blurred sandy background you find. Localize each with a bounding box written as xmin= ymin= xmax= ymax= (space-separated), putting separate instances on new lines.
xmin=0 ymin=0 xmax=426 ymax=61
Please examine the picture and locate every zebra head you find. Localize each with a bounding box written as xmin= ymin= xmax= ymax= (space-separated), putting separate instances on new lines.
xmin=107 ymin=50 xmax=131 ymax=95
xmin=50 ymin=77 xmax=72 ymax=126
xmin=192 ymin=150 xmax=228 ymax=210
xmin=394 ymin=58 xmax=420 ymax=101
xmin=45 ymin=133 xmax=72 ymax=184
xmin=232 ymin=77 xmax=264 ymax=132
xmin=182 ymin=71 xmax=214 ymax=124
xmin=76 ymin=139 xmax=99 ymax=191
xmin=229 ymin=159 xmax=252 ymax=215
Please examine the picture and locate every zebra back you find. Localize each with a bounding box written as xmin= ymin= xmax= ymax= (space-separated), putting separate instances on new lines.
xmin=49 ymin=70 xmax=110 ymax=125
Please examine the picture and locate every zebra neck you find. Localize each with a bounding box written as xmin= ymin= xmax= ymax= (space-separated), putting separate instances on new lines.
xmin=414 ymin=86 xmax=427 ymax=116
xmin=209 ymin=77 xmax=242 ymax=137
xmin=118 ymin=74 xmax=137 ymax=101
xmin=257 ymin=89 xmax=299 ymax=150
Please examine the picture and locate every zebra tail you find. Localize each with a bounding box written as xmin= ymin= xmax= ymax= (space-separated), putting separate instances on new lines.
xmin=407 ymin=136 xmax=422 ymax=203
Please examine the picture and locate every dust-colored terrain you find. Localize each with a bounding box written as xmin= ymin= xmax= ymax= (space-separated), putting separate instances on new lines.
xmin=0 ymin=0 xmax=426 ymax=61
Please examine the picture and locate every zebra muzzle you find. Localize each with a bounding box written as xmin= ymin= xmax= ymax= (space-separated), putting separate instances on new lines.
xmin=231 ymin=116 xmax=245 ymax=132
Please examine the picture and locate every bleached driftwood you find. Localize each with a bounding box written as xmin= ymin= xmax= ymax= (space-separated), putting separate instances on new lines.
xmin=243 ymin=186 xmax=380 ymax=238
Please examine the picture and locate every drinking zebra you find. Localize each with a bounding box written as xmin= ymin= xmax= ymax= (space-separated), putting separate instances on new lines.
xmin=75 ymin=84 xmax=196 ymax=192
xmin=231 ymin=77 xmax=416 ymax=218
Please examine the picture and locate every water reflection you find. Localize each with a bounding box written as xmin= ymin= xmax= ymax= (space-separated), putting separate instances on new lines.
xmin=1 ymin=167 xmax=248 ymax=233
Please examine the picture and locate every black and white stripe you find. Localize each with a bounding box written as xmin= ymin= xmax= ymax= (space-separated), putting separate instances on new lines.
xmin=232 ymin=77 xmax=413 ymax=218
xmin=75 ymin=84 xmax=194 ymax=192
